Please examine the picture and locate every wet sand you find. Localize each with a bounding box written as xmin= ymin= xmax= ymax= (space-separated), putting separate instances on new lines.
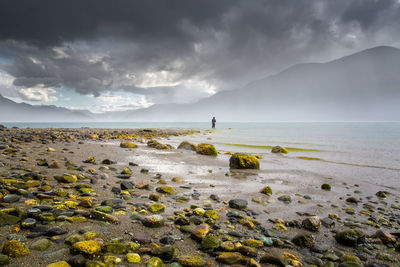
xmin=0 ymin=126 xmax=399 ymax=266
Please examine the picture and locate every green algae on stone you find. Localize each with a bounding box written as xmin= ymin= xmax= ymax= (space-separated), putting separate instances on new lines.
xmin=335 ymin=230 xmax=365 ymax=247
xmin=229 ymin=153 xmax=260 ymax=169
xmin=292 ymin=233 xmax=315 ymax=248
xmin=217 ymin=252 xmax=246 ymax=265
xmin=260 ymin=185 xmax=272 ymax=195
xmin=54 ymin=174 xmax=77 ymax=183
xmin=142 ymin=215 xmax=165 ymax=228
xmin=176 ymin=255 xmax=207 ymax=267
xmin=2 ymin=240 xmax=30 ymax=257
xmin=196 ymin=143 xmax=218 ymax=156
xmin=156 ymin=186 xmax=177 ymax=195
xmin=146 ymin=257 xmax=164 ymax=267
xmin=201 ymin=234 xmax=220 ymax=250
xmin=120 ymin=141 xmax=138 ymax=148
xmin=126 ymin=253 xmax=141 ymax=263
xmin=148 ymin=203 xmax=166 ymax=213
xmin=46 ymin=261 xmax=71 ymax=267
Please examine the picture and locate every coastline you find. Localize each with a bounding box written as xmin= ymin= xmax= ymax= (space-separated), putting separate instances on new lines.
xmin=0 ymin=126 xmax=399 ymax=266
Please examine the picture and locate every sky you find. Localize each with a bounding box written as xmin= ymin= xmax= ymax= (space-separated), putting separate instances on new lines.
xmin=0 ymin=0 xmax=400 ymax=113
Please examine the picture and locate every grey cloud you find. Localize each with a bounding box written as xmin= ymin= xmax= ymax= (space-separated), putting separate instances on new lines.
xmin=0 ymin=0 xmax=399 ymax=104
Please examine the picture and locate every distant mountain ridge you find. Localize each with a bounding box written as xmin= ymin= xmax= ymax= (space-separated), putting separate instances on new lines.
xmin=1 ymin=45 xmax=399 ymax=122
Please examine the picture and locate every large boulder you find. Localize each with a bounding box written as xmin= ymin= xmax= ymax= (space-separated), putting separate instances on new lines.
xmin=335 ymin=230 xmax=365 ymax=247
xmin=196 ymin=143 xmax=218 ymax=156
xmin=229 ymin=153 xmax=260 ymax=169
xmin=178 ymin=141 xmax=197 ymax=151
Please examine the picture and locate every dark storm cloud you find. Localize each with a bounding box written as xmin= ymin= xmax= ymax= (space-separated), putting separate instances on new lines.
xmin=0 ymin=0 xmax=399 ymax=103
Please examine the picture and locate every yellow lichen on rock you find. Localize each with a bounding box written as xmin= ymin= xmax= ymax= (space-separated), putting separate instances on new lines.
xmin=229 ymin=153 xmax=260 ymax=169
xmin=72 ymin=240 xmax=101 ymax=255
xmin=196 ymin=143 xmax=218 ymax=156
xmin=120 ymin=141 xmax=138 ymax=148
xmin=1 ymin=240 xmax=30 ymax=257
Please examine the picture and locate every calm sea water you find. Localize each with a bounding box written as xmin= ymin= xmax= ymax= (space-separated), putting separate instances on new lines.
xmin=2 ymin=121 xmax=400 ymax=178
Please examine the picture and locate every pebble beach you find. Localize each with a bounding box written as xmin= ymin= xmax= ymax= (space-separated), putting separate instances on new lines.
xmin=0 ymin=125 xmax=399 ymax=267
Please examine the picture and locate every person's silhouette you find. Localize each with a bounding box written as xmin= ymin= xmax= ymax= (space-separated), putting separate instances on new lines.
xmin=211 ymin=117 xmax=216 ymax=128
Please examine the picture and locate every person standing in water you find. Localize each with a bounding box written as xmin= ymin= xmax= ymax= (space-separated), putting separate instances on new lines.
xmin=211 ymin=117 xmax=216 ymax=128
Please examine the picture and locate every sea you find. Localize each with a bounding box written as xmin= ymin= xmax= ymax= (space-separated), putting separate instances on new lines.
xmin=2 ymin=122 xmax=400 ymax=188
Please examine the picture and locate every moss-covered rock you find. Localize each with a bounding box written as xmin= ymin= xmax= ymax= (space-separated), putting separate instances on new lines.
xmin=83 ymin=157 xmax=96 ymax=164
xmin=142 ymin=215 xmax=165 ymax=228
xmin=103 ymin=242 xmax=127 ymax=254
xmin=229 ymin=153 xmax=260 ymax=169
xmin=217 ymin=252 xmax=246 ymax=265
xmin=201 ymin=234 xmax=220 ymax=250
xmin=146 ymin=257 xmax=163 ymax=267
xmin=148 ymin=203 xmax=165 ymax=213
xmin=120 ymin=141 xmax=138 ymax=148
xmin=2 ymin=240 xmax=30 ymax=257
xmin=72 ymin=240 xmax=101 ymax=255
xmin=176 ymin=255 xmax=207 ymax=267
xmin=244 ymin=239 xmax=264 ymax=248
xmin=335 ymin=230 xmax=365 ymax=247
xmin=271 ymin=146 xmax=288 ymax=153
xmin=46 ymin=261 xmax=71 ymax=267
xmin=126 ymin=253 xmax=141 ymax=263
xmin=147 ymin=140 xmax=170 ymax=150
xmin=121 ymin=167 xmax=132 ymax=175
xmin=292 ymin=233 xmax=315 ymax=248
xmin=178 ymin=141 xmax=197 ymax=151
xmin=191 ymin=223 xmax=211 ymax=239
xmin=0 ymin=254 xmax=9 ymax=266
xmin=196 ymin=143 xmax=218 ymax=156
xmin=156 ymin=186 xmax=177 ymax=195
xmin=31 ymin=239 xmax=51 ymax=251
xmin=260 ymin=185 xmax=272 ymax=195
xmin=54 ymin=174 xmax=77 ymax=183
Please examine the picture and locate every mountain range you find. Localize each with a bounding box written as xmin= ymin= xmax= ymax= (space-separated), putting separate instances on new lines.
xmin=1 ymin=46 xmax=399 ymax=122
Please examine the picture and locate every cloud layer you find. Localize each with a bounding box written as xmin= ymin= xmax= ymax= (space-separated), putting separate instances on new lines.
xmin=0 ymin=0 xmax=399 ymax=109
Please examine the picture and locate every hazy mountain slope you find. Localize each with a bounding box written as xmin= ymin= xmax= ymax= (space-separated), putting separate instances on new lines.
xmin=0 ymin=95 xmax=94 ymax=122
xmin=125 ymin=46 xmax=400 ymax=121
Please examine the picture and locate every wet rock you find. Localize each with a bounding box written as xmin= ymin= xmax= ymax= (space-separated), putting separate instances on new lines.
xmin=46 ymin=261 xmax=71 ymax=267
xmin=31 ymin=238 xmax=51 ymax=251
xmin=292 ymin=233 xmax=315 ymax=248
xmin=72 ymin=240 xmax=101 ymax=256
xmin=321 ymin=183 xmax=331 ymax=191
xmin=176 ymin=255 xmax=207 ymax=267
xmin=136 ymin=180 xmax=149 ymax=189
xmin=156 ymin=186 xmax=177 ymax=195
xmin=271 ymin=146 xmax=288 ymax=153
xmin=54 ymin=174 xmax=77 ymax=183
xmin=132 ymin=232 xmax=152 ymax=244
xmin=260 ymin=186 xmax=272 ymax=195
xmin=120 ymin=181 xmax=133 ymax=190
xmin=365 ymin=263 xmax=389 ymax=267
xmin=151 ymin=245 xmax=176 ymax=261
xmin=121 ymin=167 xmax=132 ymax=175
xmin=178 ymin=141 xmax=197 ymax=151
xmin=311 ymin=244 xmax=329 ymax=253
xmin=120 ymin=141 xmax=138 ymax=148
xmin=191 ymin=223 xmax=211 ymax=239
xmin=229 ymin=199 xmax=248 ymax=210
xmin=0 ymin=212 xmax=21 ymax=226
xmin=302 ymin=216 xmax=321 ymax=232
xmin=321 ymin=217 xmax=335 ymax=228
xmin=126 ymin=253 xmax=141 ymax=263
xmin=148 ymin=203 xmax=165 ymax=213
xmin=372 ymin=230 xmax=397 ymax=244
xmin=196 ymin=143 xmax=218 ymax=156
xmin=67 ymin=255 xmax=87 ymax=267
xmin=0 ymin=254 xmax=9 ymax=266
xmin=1 ymin=240 xmax=30 ymax=257
xmin=147 ymin=140 xmax=170 ymax=150
xmin=201 ymin=234 xmax=220 ymax=250
xmin=335 ymin=230 xmax=365 ymax=247
xmin=90 ymin=210 xmax=118 ymax=223
xmin=46 ymin=226 xmax=68 ymax=236
xmin=101 ymin=198 xmax=123 ymax=207
xmin=217 ymin=252 xmax=246 ymax=265
xmin=260 ymin=250 xmax=288 ymax=266
xmin=229 ymin=153 xmax=260 ymax=169
xmin=3 ymin=194 xmax=20 ymax=203
xmin=346 ymin=197 xmax=358 ymax=204
xmin=101 ymin=159 xmax=114 ymax=165
xmin=142 ymin=215 xmax=165 ymax=228
xmin=277 ymin=195 xmax=292 ymax=203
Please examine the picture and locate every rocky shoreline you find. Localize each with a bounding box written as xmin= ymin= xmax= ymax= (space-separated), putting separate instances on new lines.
xmin=0 ymin=126 xmax=399 ymax=267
